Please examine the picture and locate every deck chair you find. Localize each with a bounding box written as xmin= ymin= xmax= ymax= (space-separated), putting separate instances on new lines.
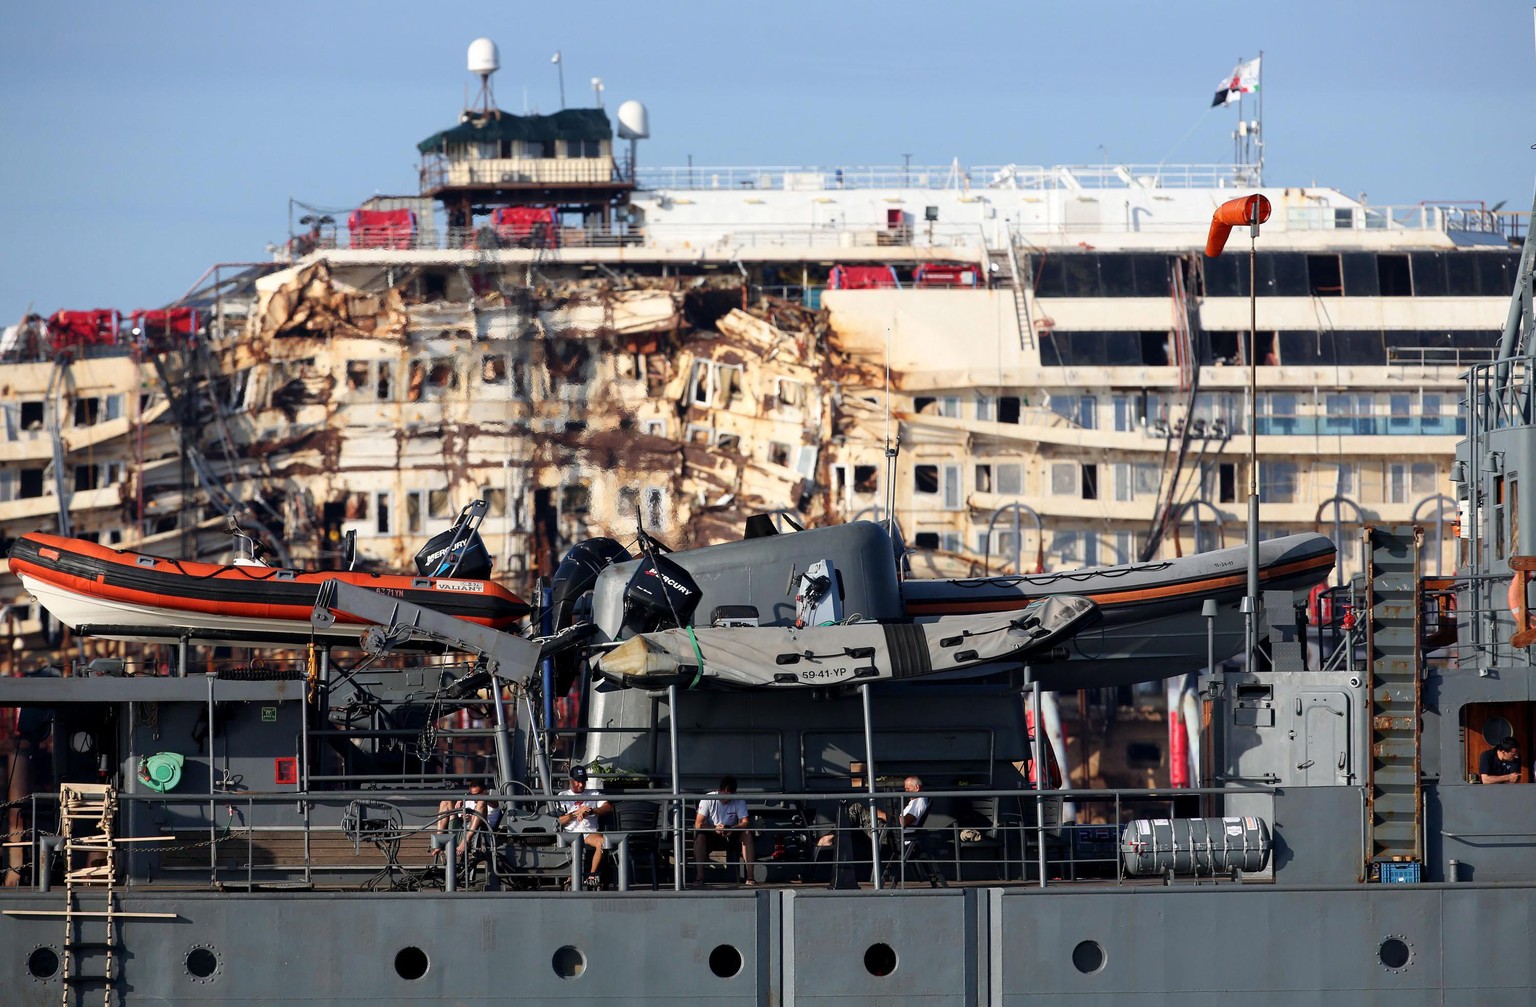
xmin=882 ymin=802 xmax=948 ymax=889
xmin=608 ymin=799 xmax=663 ymax=891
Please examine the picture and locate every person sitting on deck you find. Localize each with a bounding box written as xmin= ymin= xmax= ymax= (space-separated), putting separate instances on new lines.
xmin=557 ymin=766 xmax=611 ymax=888
xmin=435 ymin=779 xmax=491 ymax=862
xmin=875 ymin=776 xmax=930 ymax=829
xmin=694 ymin=775 xmax=756 ymax=886
xmin=1479 ymin=738 xmax=1525 ymax=784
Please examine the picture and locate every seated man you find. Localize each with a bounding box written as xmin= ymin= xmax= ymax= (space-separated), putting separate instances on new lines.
xmin=875 ymin=776 xmax=930 ymax=830
xmin=435 ymin=779 xmax=490 ymax=864
xmin=557 ymin=766 xmax=611 ymax=888
xmin=694 ymin=775 xmax=755 ymax=886
xmin=1479 ymin=738 xmax=1524 ymax=784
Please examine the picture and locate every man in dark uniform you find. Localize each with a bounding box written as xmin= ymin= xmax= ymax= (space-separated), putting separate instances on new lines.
xmin=1479 ymin=738 xmax=1524 ymax=784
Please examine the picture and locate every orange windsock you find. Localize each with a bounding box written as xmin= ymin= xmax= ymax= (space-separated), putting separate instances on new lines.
xmin=1204 ymin=194 xmax=1273 ymax=257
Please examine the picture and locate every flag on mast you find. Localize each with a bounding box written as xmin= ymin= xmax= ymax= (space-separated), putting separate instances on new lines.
xmin=1211 ymin=56 xmax=1261 ymax=107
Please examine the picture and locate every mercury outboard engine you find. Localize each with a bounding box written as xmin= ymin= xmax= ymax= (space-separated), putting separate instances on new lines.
xmin=414 ymin=499 xmax=492 ymax=579
xmin=622 ymin=532 xmax=701 ymax=635
xmin=550 ymin=537 xmax=633 ymax=630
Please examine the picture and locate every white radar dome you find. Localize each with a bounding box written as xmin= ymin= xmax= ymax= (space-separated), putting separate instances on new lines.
xmin=616 ymin=100 xmax=650 ymax=140
xmin=467 ymin=38 xmax=500 ymax=76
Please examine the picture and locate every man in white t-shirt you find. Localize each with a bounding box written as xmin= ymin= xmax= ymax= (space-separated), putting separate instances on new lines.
xmin=875 ymin=776 xmax=929 ymax=829
xmin=693 ymin=775 xmax=755 ymax=886
xmin=557 ymin=766 xmax=611 ymax=887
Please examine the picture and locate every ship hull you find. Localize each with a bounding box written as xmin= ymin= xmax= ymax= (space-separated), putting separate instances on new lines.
xmin=1 ymin=884 xmax=1526 ymax=1004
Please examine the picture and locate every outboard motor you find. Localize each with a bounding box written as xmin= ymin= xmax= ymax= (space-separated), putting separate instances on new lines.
xmin=551 ymin=537 xmax=633 ymax=630
xmin=415 ymin=499 xmax=492 ymax=579
xmin=621 ymin=548 xmax=701 ymax=635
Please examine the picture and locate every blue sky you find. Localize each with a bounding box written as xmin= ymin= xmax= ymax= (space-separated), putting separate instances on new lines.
xmin=1 ymin=0 xmax=1531 ymax=322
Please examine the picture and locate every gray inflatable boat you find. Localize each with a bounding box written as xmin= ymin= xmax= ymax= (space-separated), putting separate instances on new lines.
xmin=596 ymin=594 xmax=1097 ymax=689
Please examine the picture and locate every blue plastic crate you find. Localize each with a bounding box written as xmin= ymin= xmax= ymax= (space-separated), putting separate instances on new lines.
xmin=1379 ymin=862 xmax=1421 ymax=884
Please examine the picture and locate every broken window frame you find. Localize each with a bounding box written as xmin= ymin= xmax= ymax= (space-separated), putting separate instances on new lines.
xmin=405 ymin=490 xmax=426 ymax=535
xmin=374 ymin=491 xmax=392 ymax=535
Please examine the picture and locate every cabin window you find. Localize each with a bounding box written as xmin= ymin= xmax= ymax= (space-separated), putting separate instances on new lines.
xmin=427 ymin=357 xmax=458 ymax=391
xmin=73 ymin=465 xmax=100 ymax=492
xmin=975 ymin=464 xmax=992 ymax=493
xmin=769 ymin=442 xmax=791 ymax=467
xmin=376 ymin=362 xmax=392 ymax=400
xmin=618 ymin=486 xmax=640 ymax=517
xmin=997 ymin=396 xmax=1022 ymax=424
xmin=776 ymin=379 xmax=802 ymax=408
xmin=20 ymin=401 xmax=44 ymax=430
xmin=1051 ymin=530 xmax=1083 ymax=564
xmin=374 ymin=492 xmax=392 ymax=534
xmin=562 ymin=484 xmax=590 ymax=515
xmin=1410 ymin=252 xmax=1448 ymax=297
xmin=1258 ymin=462 xmax=1299 ymax=504
xmin=686 ymin=424 xmax=712 ymax=446
xmin=1050 ymin=394 xmax=1096 ymax=429
xmin=1080 ymin=464 xmax=1099 ymax=501
xmin=995 ymin=463 xmax=1024 ymax=496
xmin=1461 ymin=702 xmax=1535 ymax=784
xmin=853 ymin=465 xmax=878 ymax=494
xmin=73 ymin=398 xmax=101 ymax=426
xmin=1377 ymin=254 xmax=1412 ymax=296
xmin=405 ymin=490 xmax=425 ymax=534
xmin=428 ymin=490 xmax=452 ymax=520
xmin=482 ymin=354 xmax=507 ymax=384
xmin=346 ymin=361 xmax=370 ymax=392
xmin=1139 ymin=331 xmax=1170 ymax=366
xmin=19 ymin=468 xmax=44 ymax=498
xmin=942 ymin=464 xmax=962 ymax=510
xmin=975 ymin=395 xmax=993 ymax=421
xmin=914 ymin=532 xmax=940 ymax=550
xmin=1217 ymin=463 xmax=1236 ymax=503
xmin=1051 ymin=463 xmax=1078 ymax=496
xmin=914 ymin=465 xmax=939 ymax=495
xmin=1306 ymin=254 xmax=1343 ymax=296
xmin=716 ymin=432 xmax=741 ymax=453
xmin=481 ymin=487 xmax=506 ymax=518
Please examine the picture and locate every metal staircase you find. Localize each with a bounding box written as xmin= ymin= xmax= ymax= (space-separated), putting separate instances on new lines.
xmin=1364 ymin=525 xmax=1424 ymax=872
xmin=58 ymin=783 xmax=120 ymax=1006
xmin=1004 ymin=238 xmax=1036 ymax=350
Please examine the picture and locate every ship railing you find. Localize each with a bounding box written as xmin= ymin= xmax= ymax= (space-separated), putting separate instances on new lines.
xmin=1465 ymin=355 xmax=1533 ymax=433
xmin=10 ymin=784 xmax=1275 ymax=893
xmin=633 ymin=163 xmax=1243 ymax=192
xmin=1387 ymin=346 xmax=1498 ymax=369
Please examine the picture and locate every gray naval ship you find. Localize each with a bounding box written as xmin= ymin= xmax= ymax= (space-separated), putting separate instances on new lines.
xmin=2 ymin=212 xmax=1535 ymax=1007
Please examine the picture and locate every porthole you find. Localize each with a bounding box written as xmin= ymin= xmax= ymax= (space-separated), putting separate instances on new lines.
xmin=27 ymin=946 xmax=59 ymax=980
xmin=394 ymin=946 xmax=429 ymax=981
xmin=1072 ymin=940 xmax=1106 ymax=974
xmin=552 ymin=944 xmax=586 ymax=979
xmin=708 ymin=944 xmax=742 ymax=978
xmin=186 ymin=946 xmax=219 ymax=979
xmin=863 ymin=942 xmax=897 ymax=977
xmin=1379 ymin=937 xmax=1412 ymax=971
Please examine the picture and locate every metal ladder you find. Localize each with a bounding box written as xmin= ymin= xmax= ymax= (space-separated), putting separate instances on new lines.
xmin=1004 ymin=238 xmax=1036 ymax=350
xmin=58 ymin=783 xmax=120 ymax=1006
xmin=1364 ymin=526 xmax=1424 ymax=871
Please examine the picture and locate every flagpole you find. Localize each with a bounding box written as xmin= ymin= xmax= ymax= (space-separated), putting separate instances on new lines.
xmin=1256 ymin=49 xmax=1264 ymax=185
